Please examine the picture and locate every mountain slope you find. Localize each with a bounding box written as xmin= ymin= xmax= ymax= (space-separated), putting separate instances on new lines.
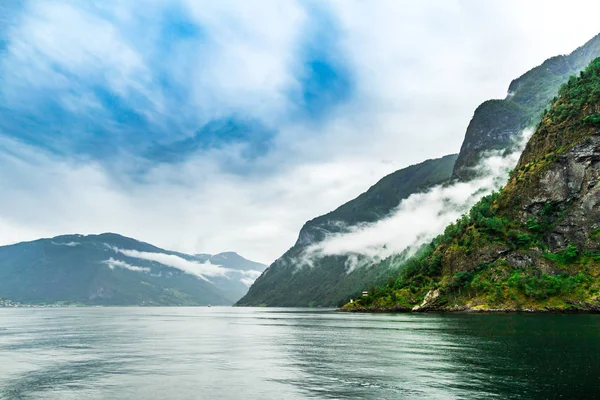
xmin=347 ymin=59 xmax=600 ymax=312
xmin=237 ymin=154 xmax=458 ymax=307
xmin=240 ymin=33 xmax=600 ymax=308
xmin=0 ymin=233 xmax=266 ymax=306
xmin=453 ymin=33 xmax=600 ymax=180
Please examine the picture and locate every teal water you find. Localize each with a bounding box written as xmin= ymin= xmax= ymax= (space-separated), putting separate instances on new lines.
xmin=0 ymin=308 xmax=598 ymax=399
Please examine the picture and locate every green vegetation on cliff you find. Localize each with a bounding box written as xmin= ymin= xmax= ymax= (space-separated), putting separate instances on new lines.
xmin=453 ymin=33 xmax=600 ymax=180
xmin=237 ymin=154 xmax=458 ymax=307
xmin=241 ymin=33 xmax=600 ymax=309
xmin=346 ymin=58 xmax=600 ymax=312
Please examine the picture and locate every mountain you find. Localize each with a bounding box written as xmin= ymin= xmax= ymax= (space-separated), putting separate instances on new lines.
xmin=0 ymin=233 xmax=266 ymax=306
xmin=346 ymin=58 xmax=600 ymax=312
xmin=239 ymin=33 xmax=600 ymax=308
xmin=453 ymin=33 xmax=600 ymax=180
xmin=192 ymin=251 xmax=267 ymax=272
xmin=237 ymin=154 xmax=458 ymax=307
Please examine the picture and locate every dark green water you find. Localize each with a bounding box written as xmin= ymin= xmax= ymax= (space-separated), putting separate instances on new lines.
xmin=0 ymin=308 xmax=598 ymax=399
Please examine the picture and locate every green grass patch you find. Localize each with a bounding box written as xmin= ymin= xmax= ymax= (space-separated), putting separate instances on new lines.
xmin=543 ymin=244 xmax=580 ymax=266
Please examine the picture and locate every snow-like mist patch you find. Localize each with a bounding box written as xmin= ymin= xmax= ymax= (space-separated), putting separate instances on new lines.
xmin=238 ymin=269 xmax=263 ymax=278
xmin=239 ymin=269 xmax=262 ymax=280
xmin=103 ymin=258 xmax=150 ymax=273
xmin=240 ymin=277 xmax=257 ymax=287
xmin=304 ymin=129 xmax=533 ymax=272
xmin=112 ymin=248 xmax=229 ymax=281
xmin=51 ymin=241 xmax=80 ymax=247
xmin=106 ymin=246 xmax=264 ymax=287
xmin=235 ymin=270 xmax=263 ymax=287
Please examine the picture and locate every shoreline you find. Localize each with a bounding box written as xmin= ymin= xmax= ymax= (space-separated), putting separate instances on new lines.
xmin=337 ymin=307 xmax=600 ymax=314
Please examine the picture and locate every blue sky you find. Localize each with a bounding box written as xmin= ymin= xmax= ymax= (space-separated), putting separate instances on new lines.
xmin=0 ymin=1 xmax=355 ymax=174
xmin=1 ymin=0 xmax=599 ymax=263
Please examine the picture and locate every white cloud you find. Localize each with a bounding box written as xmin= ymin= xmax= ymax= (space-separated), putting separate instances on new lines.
xmin=181 ymin=0 xmax=305 ymax=121
xmin=305 ymin=130 xmax=533 ymax=270
xmin=110 ymin=246 xmax=263 ymax=286
xmin=114 ymin=248 xmax=229 ymax=280
xmin=1 ymin=0 xmax=600 ymax=266
xmin=3 ymin=2 xmax=153 ymax=106
xmin=240 ymin=277 xmax=257 ymax=287
xmin=239 ymin=270 xmax=263 ymax=280
xmin=103 ymin=258 xmax=150 ymax=273
xmin=51 ymin=241 xmax=80 ymax=247
xmin=0 ymin=135 xmax=393 ymax=264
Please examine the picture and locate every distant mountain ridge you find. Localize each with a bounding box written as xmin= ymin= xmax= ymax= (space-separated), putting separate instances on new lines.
xmin=0 ymin=233 xmax=266 ymax=306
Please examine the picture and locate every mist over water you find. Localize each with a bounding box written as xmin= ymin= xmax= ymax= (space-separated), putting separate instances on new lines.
xmin=0 ymin=308 xmax=599 ymax=400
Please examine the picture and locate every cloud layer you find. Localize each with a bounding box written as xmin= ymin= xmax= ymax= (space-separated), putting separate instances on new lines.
xmin=115 ymin=248 xmax=228 ymax=280
xmin=1 ymin=1 xmax=600 ymax=263
xmin=305 ymin=130 xmax=533 ymax=271
xmin=103 ymin=258 xmax=150 ymax=273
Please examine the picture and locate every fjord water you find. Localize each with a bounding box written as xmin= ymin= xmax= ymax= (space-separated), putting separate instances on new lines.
xmin=0 ymin=309 xmax=598 ymax=399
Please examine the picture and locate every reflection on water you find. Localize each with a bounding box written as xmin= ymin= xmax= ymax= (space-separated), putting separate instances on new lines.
xmin=0 ymin=308 xmax=599 ymax=399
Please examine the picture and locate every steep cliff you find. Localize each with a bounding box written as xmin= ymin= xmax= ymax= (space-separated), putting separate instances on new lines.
xmin=453 ymin=33 xmax=600 ymax=180
xmin=347 ymin=59 xmax=600 ymax=312
xmin=241 ymin=33 xmax=600 ymax=308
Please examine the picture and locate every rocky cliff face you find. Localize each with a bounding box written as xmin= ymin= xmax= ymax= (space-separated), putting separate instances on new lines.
xmin=512 ymin=136 xmax=600 ymax=252
xmin=348 ymin=58 xmax=600 ymax=312
xmin=453 ymin=33 xmax=600 ymax=180
xmin=241 ymin=33 xmax=600 ymax=308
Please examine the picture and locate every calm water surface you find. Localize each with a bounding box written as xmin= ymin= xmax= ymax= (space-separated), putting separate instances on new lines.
xmin=0 ymin=308 xmax=598 ymax=399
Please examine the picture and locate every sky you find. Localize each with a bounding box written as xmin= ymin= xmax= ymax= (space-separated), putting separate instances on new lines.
xmin=0 ymin=0 xmax=599 ymax=264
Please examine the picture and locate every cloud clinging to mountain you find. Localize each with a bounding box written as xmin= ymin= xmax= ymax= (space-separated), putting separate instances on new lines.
xmin=0 ymin=0 xmax=599 ymax=263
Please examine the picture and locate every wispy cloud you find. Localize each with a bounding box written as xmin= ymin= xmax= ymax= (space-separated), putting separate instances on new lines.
xmin=233 ymin=266 xmax=264 ymax=287
xmin=103 ymin=257 xmax=150 ymax=273
xmin=109 ymin=246 xmax=264 ymax=286
xmin=113 ymin=248 xmax=229 ymax=280
xmin=304 ymin=130 xmax=533 ymax=271
xmin=0 ymin=1 xmax=599 ymax=263
xmin=51 ymin=241 xmax=80 ymax=247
